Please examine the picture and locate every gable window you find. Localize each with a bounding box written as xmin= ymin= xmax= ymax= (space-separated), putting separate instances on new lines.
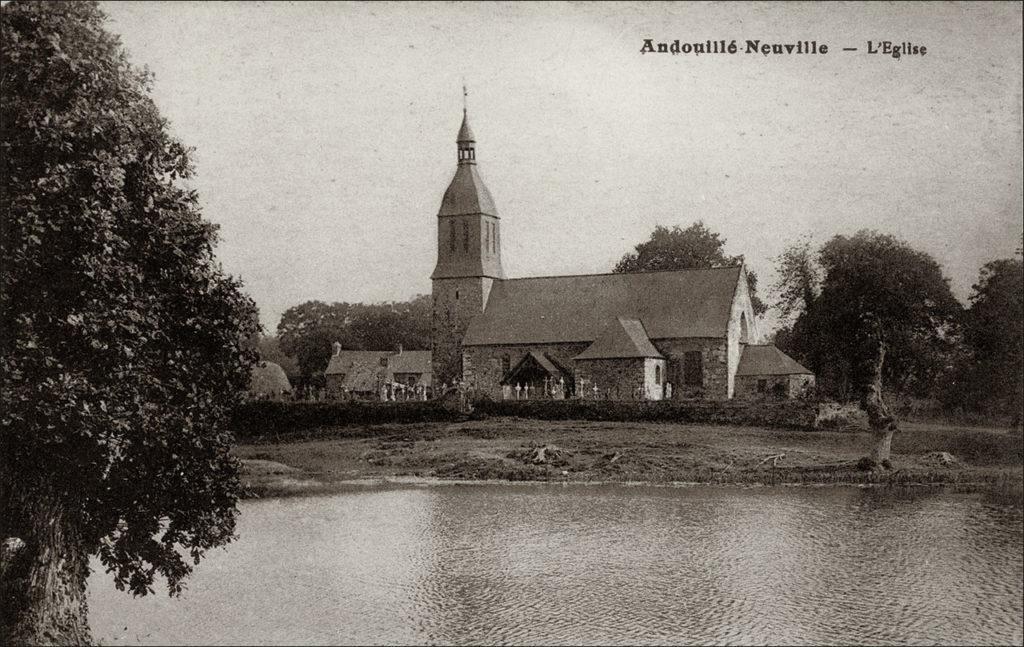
xmin=683 ymin=351 xmax=703 ymax=387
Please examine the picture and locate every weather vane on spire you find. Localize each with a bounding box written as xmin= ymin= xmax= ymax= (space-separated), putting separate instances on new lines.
xmin=462 ymin=81 xmax=468 ymax=114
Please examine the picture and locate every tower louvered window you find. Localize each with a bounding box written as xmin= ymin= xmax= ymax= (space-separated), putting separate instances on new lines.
xmin=449 ymin=222 xmax=456 ymax=254
xmin=463 ymin=222 xmax=469 ymax=252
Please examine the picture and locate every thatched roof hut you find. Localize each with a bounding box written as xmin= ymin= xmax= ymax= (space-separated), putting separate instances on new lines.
xmin=249 ymin=361 xmax=292 ymax=396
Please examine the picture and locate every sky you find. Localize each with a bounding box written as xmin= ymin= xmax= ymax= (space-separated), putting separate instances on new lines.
xmin=99 ymin=1 xmax=1023 ymax=332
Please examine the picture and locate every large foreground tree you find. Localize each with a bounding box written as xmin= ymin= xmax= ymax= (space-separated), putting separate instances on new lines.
xmin=1 ymin=3 xmax=259 ymax=643
xmin=775 ymin=231 xmax=961 ymax=464
xmin=614 ymin=222 xmax=767 ymax=315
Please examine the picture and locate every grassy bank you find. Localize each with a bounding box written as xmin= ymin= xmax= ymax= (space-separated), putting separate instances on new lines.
xmin=233 ymin=417 xmax=1023 ymax=502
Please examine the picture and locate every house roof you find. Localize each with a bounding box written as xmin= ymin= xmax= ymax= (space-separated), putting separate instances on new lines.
xmin=463 ymin=266 xmax=742 ymax=346
xmin=737 ymin=345 xmax=814 ymax=376
xmin=575 ymin=317 xmax=664 ymax=360
xmin=388 ymin=350 xmax=433 ymax=374
xmin=325 ymin=349 xmax=432 ymax=391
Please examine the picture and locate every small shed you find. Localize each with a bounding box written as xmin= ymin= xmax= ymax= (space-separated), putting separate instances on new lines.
xmin=735 ymin=345 xmax=815 ymax=399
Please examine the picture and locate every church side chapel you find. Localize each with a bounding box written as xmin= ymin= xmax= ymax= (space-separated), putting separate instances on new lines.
xmin=430 ymin=104 xmax=814 ymax=401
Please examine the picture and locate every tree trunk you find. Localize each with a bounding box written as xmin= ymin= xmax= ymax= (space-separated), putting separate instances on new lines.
xmin=860 ymin=339 xmax=899 ymax=467
xmin=869 ymin=428 xmax=895 ymax=464
xmin=1 ymin=489 xmax=92 ymax=646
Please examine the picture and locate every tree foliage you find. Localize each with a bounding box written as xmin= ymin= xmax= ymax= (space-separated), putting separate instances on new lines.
xmin=771 ymin=235 xmax=821 ymax=323
xmin=276 ymin=295 xmax=431 ymax=384
xmin=773 ymin=231 xmax=961 ymax=401
xmin=254 ymin=335 xmax=300 ymax=380
xmin=614 ymin=222 xmax=767 ymax=314
xmin=943 ymin=256 xmax=1023 ymax=421
xmin=1 ymin=2 xmax=258 ymax=641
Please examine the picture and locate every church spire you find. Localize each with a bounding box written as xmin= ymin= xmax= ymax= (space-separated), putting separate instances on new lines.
xmin=456 ymin=85 xmax=476 ymax=164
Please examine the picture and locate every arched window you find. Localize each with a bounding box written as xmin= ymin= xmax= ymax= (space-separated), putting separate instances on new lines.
xmin=740 ymin=312 xmax=749 ymax=344
xmin=484 ymin=222 xmax=490 ymax=253
xmin=655 ymin=364 xmax=661 ymax=384
xmin=462 ymin=222 xmax=469 ymax=252
xmin=501 ymin=354 xmax=511 ymax=374
xmin=449 ymin=222 xmax=456 ymax=254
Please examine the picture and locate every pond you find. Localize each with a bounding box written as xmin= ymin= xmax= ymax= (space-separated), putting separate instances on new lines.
xmin=88 ymin=484 xmax=1023 ymax=645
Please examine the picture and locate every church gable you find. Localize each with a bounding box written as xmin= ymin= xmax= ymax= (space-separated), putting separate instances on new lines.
xmin=575 ymin=318 xmax=664 ymax=360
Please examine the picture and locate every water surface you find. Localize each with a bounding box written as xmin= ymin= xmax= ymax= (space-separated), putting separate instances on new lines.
xmin=89 ymin=484 xmax=1024 ymax=645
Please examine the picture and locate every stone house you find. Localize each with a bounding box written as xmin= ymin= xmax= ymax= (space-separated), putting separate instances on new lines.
xmin=324 ymin=344 xmax=432 ymax=400
xmin=429 ymin=107 xmax=813 ymax=401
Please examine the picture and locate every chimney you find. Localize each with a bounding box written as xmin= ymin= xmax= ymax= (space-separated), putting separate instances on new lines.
xmin=332 ymin=341 xmax=342 ymax=357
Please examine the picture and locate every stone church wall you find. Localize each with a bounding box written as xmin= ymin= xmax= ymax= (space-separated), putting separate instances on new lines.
xmin=651 ymin=338 xmax=730 ymax=401
xmin=462 ymin=342 xmax=590 ymax=398
xmin=726 ymin=267 xmax=760 ymax=398
xmin=643 ymin=358 xmax=667 ymax=400
xmin=465 ymin=340 xmax=727 ymax=400
xmin=431 ymin=277 xmax=494 ymax=389
xmin=574 ymin=358 xmax=645 ymax=400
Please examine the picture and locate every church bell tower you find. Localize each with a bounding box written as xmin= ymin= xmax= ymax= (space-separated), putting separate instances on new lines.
xmin=431 ymin=104 xmax=505 ymax=389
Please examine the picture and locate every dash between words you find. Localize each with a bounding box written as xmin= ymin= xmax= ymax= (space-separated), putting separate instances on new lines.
xmin=640 ymin=39 xmax=927 ymax=58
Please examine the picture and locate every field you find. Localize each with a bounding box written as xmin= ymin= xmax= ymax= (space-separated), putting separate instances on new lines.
xmin=233 ymin=418 xmax=1023 ymax=500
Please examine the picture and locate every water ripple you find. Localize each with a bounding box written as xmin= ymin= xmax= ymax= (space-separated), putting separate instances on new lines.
xmin=89 ymin=485 xmax=1024 ymax=646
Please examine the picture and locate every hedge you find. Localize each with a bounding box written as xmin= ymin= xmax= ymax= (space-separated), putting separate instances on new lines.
xmin=230 ymin=399 xmax=461 ymax=440
xmin=229 ymin=397 xmax=821 ymax=441
xmin=471 ymin=398 xmax=819 ymax=430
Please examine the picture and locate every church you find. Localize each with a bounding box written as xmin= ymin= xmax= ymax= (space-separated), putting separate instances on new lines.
xmin=430 ymin=108 xmax=813 ymax=401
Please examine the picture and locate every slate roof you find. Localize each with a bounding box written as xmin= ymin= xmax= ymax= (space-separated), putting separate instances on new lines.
xmin=575 ymin=318 xmax=664 ymax=360
xmin=325 ymin=350 xmax=432 ymax=391
xmin=736 ymin=345 xmax=813 ymax=376
xmin=389 ymin=350 xmax=433 ymax=374
xmin=438 ymin=163 xmax=497 ymax=217
xmin=463 ymin=266 xmax=742 ymax=346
